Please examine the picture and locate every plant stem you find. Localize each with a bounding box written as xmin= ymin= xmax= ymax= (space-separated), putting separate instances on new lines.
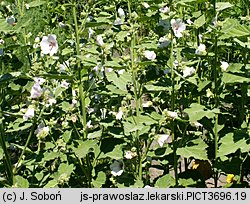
xmin=170 ymin=31 xmax=178 ymax=186
xmin=128 ymin=0 xmax=142 ymax=180
xmin=213 ymin=0 xmax=219 ymax=187
xmin=17 ymin=0 xmax=23 ymax=16
xmin=0 ymin=90 xmax=13 ymax=185
xmin=72 ymin=3 xmax=92 ymax=187
xmin=13 ymin=105 xmax=45 ymax=175
xmin=72 ymin=4 xmax=87 ymax=139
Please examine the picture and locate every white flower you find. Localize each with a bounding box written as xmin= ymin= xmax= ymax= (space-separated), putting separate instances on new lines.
xmin=114 ymin=18 xmax=123 ymax=26
xmin=96 ymin=35 xmax=104 ymax=47
xmin=110 ymin=160 xmax=124 ymax=177
xmin=144 ymin=185 xmax=153 ymax=188
xmin=87 ymin=15 xmax=94 ymax=22
xmin=40 ymin=34 xmax=58 ymax=56
xmin=212 ymin=17 xmax=218 ymax=27
xmin=157 ymin=134 xmax=170 ymax=147
xmin=142 ymin=101 xmax=153 ymax=107
xmin=220 ymin=61 xmax=229 ymax=71
xmin=186 ymin=19 xmax=193 ymax=25
xmin=59 ymin=60 xmax=69 ymax=73
xmin=30 ymin=83 xmax=43 ymax=99
xmin=72 ymin=99 xmax=78 ymax=105
xmin=117 ymin=69 xmax=125 ymax=75
xmin=88 ymin=28 xmax=94 ymax=39
xmin=48 ymin=98 xmax=57 ymax=106
xmin=158 ymin=36 xmax=170 ymax=48
xmin=6 ymin=16 xmax=16 ymax=26
xmin=144 ymin=50 xmax=156 ymax=60
xmin=34 ymin=77 xmax=45 ymax=85
xmin=183 ymin=67 xmax=195 ymax=78
xmin=125 ymin=151 xmax=133 ymax=159
xmin=59 ymin=22 xmax=66 ymax=28
xmin=60 ymin=80 xmax=70 ymax=89
xmin=165 ymin=111 xmax=178 ymax=119
xmin=0 ymin=39 xmax=4 ymax=44
xmin=118 ymin=8 xmax=125 ymax=18
xmin=142 ymin=2 xmax=150 ymax=8
xmin=23 ymin=106 xmax=35 ymax=120
xmin=35 ymin=123 xmax=50 ymax=140
xmin=159 ymin=6 xmax=169 ymax=13
xmin=124 ymin=150 xmax=137 ymax=159
xmin=105 ymin=67 xmax=113 ymax=73
xmin=25 ymin=3 xmax=30 ymax=9
xmin=191 ymin=121 xmax=203 ymax=128
xmin=86 ymin=121 xmax=93 ymax=129
xmin=198 ymin=34 xmax=203 ymax=42
xmin=195 ymin=44 xmax=206 ymax=55
xmin=116 ymin=108 xmax=123 ymax=120
xmin=206 ymin=88 xmax=214 ymax=98
xmin=171 ymin=19 xmax=186 ymax=38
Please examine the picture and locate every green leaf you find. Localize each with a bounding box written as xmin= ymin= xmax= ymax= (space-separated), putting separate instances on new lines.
xmin=194 ymin=14 xmax=205 ymax=29
xmin=44 ymin=179 xmax=58 ymax=188
xmin=176 ymin=138 xmax=208 ymax=160
xmin=6 ymin=123 xmax=32 ymax=133
xmin=106 ymin=72 xmax=131 ymax=91
xmin=0 ymin=19 xmax=16 ymax=33
xmin=226 ymin=63 xmax=244 ymax=74
xmin=218 ymin=130 xmax=250 ymax=157
xmin=62 ymin=48 xmax=74 ymax=56
xmin=216 ymin=2 xmax=233 ymax=12
xmin=43 ymin=152 xmax=60 ymax=162
xmin=92 ymin=172 xmax=106 ymax=187
xmin=88 ymin=130 xmax=102 ymax=139
xmin=220 ymin=19 xmax=250 ymax=39
xmin=130 ymin=179 xmax=144 ymax=188
xmin=155 ymin=174 xmax=175 ymax=188
xmin=53 ymin=163 xmax=74 ymax=184
xmin=62 ymin=130 xmax=72 ymax=143
xmin=61 ymin=101 xmax=72 ymax=112
xmin=144 ymin=84 xmax=170 ymax=92
xmin=28 ymin=0 xmax=46 ymax=7
xmin=184 ymin=103 xmax=215 ymax=122
xmin=222 ymin=73 xmax=250 ymax=84
xmin=104 ymin=60 xmax=123 ymax=68
xmin=197 ymin=81 xmax=211 ymax=92
xmin=13 ymin=175 xmax=29 ymax=188
xmin=75 ymin=140 xmax=100 ymax=159
xmin=105 ymin=144 xmax=123 ymax=159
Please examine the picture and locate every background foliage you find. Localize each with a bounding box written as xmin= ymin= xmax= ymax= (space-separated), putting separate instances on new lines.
xmin=0 ymin=0 xmax=250 ymax=188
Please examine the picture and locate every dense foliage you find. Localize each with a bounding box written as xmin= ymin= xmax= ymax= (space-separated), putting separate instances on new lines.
xmin=0 ymin=0 xmax=250 ymax=188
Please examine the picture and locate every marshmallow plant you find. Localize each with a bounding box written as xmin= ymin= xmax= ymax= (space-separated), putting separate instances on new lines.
xmin=0 ymin=0 xmax=249 ymax=189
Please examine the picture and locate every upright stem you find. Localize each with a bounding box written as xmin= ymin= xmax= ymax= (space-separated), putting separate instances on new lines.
xmin=72 ymin=4 xmax=87 ymax=139
xmin=13 ymin=105 xmax=45 ymax=175
xmin=72 ymin=3 xmax=92 ymax=187
xmin=170 ymin=32 xmax=178 ymax=186
xmin=0 ymin=89 xmax=13 ymax=184
xmin=128 ymin=0 xmax=142 ymax=180
xmin=213 ymin=0 xmax=219 ymax=187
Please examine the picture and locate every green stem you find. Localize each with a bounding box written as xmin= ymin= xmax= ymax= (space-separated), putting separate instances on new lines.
xmin=213 ymin=0 xmax=219 ymax=188
xmin=128 ymin=0 xmax=142 ymax=180
xmin=72 ymin=3 xmax=92 ymax=187
xmin=0 ymin=96 xmax=13 ymax=184
xmin=170 ymin=31 xmax=178 ymax=186
xmin=13 ymin=105 xmax=45 ymax=175
xmin=17 ymin=0 xmax=24 ymax=16
xmin=72 ymin=4 xmax=87 ymax=139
